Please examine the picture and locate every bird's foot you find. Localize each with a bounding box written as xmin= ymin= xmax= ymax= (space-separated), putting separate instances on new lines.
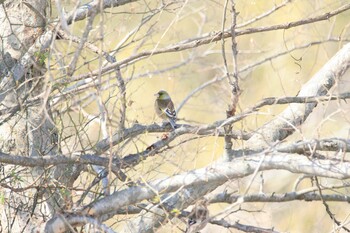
xmin=161 ymin=122 xmax=178 ymax=130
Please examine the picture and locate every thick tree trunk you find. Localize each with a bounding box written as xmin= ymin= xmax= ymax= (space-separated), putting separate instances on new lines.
xmin=0 ymin=1 xmax=72 ymax=232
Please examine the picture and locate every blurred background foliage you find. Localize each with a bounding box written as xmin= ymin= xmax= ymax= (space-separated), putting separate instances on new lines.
xmin=48 ymin=0 xmax=350 ymax=232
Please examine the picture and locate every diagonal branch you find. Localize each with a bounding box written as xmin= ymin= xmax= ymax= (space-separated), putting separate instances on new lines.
xmin=246 ymin=42 xmax=350 ymax=149
xmin=70 ymin=3 xmax=350 ymax=83
xmin=65 ymin=0 xmax=139 ymax=25
xmin=44 ymin=152 xmax=350 ymax=232
xmin=211 ymin=219 xmax=279 ymax=233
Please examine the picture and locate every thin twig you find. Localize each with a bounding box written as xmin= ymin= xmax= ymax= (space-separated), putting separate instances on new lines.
xmin=315 ymin=177 xmax=350 ymax=232
xmin=69 ymin=3 xmax=350 ymax=82
xmin=225 ymin=1 xmax=240 ymax=152
xmin=211 ymin=219 xmax=280 ymax=233
xmin=67 ymin=8 xmax=98 ymax=76
xmin=237 ymin=0 xmax=292 ymax=28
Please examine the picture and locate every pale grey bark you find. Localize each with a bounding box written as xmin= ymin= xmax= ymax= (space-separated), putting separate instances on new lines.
xmin=120 ymin=42 xmax=350 ymax=232
xmin=0 ymin=1 xmax=67 ymax=232
xmin=244 ymin=43 xmax=350 ymax=150
xmin=44 ymin=152 xmax=350 ymax=232
xmin=0 ymin=1 xmax=349 ymax=233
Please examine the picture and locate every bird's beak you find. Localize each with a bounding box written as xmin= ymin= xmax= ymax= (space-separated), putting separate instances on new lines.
xmin=154 ymin=93 xmax=159 ymax=97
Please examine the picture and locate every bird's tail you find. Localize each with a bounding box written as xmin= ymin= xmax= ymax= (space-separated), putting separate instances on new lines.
xmin=169 ymin=118 xmax=177 ymax=129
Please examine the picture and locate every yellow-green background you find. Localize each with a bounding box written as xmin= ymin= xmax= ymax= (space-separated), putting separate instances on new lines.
xmin=50 ymin=0 xmax=350 ymax=232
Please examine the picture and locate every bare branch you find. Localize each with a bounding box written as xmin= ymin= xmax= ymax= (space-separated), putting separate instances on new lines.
xmin=44 ymin=153 xmax=350 ymax=232
xmin=210 ymin=190 xmax=350 ymax=203
xmin=276 ymin=138 xmax=350 ymax=154
xmin=246 ymin=42 xmax=350 ymax=149
xmin=176 ymin=38 xmax=350 ymax=113
xmin=237 ymin=0 xmax=291 ymax=28
xmin=70 ymin=4 xmax=350 ymax=83
xmin=94 ymin=123 xmax=250 ymax=154
xmin=65 ymin=0 xmax=139 ymax=25
xmin=67 ymin=9 xmax=98 ymax=76
xmin=211 ymin=219 xmax=279 ymax=233
xmin=315 ymin=177 xmax=350 ymax=232
xmin=223 ymin=1 xmax=240 ymax=155
xmin=251 ymin=93 xmax=350 ymax=110
xmin=0 ymin=152 xmax=118 ymax=172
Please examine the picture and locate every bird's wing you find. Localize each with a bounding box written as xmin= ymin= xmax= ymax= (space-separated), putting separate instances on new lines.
xmin=165 ymin=101 xmax=176 ymax=119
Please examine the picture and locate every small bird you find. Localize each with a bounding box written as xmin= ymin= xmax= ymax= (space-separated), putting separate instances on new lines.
xmin=154 ymin=90 xmax=177 ymax=129
xmin=185 ymin=199 xmax=210 ymax=233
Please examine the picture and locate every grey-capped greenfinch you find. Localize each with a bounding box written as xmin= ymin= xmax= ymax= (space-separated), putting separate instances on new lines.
xmin=154 ymin=90 xmax=177 ymax=129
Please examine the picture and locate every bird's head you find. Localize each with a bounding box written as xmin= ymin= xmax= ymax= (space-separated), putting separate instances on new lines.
xmin=155 ymin=90 xmax=171 ymax=100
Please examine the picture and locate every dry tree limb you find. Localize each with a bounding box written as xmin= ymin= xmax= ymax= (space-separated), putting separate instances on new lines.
xmin=246 ymin=42 xmax=350 ymax=149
